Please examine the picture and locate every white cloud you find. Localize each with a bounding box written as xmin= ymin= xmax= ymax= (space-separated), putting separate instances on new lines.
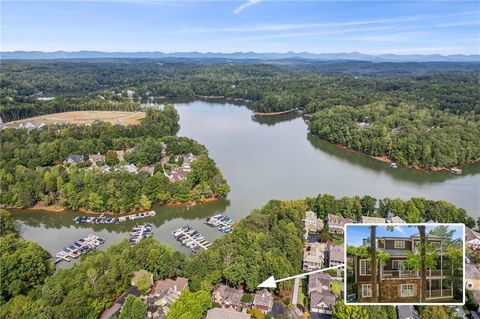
xmin=233 ymin=0 xmax=262 ymax=14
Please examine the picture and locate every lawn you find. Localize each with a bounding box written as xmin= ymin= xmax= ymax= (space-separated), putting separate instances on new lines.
xmin=298 ymin=279 xmax=308 ymax=307
xmin=331 ymin=280 xmax=342 ymax=297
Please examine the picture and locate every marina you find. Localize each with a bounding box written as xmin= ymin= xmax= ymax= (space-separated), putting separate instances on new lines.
xmin=172 ymin=225 xmax=212 ymax=253
xmin=129 ymin=224 xmax=153 ymax=244
xmin=73 ymin=211 xmax=156 ymax=224
xmin=204 ymin=214 xmax=234 ymax=233
xmin=54 ymin=234 xmax=105 ymax=264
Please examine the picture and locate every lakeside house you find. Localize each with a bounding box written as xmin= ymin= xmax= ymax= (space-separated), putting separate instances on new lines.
xmin=304 ymin=211 xmax=324 ymax=239
xmin=328 ymin=244 xmax=345 ymax=267
xmin=166 ymin=153 xmax=198 ymax=182
xmin=206 ymin=308 xmax=250 ymax=319
xmin=116 ymin=163 xmax=138 ymax=174
xmin=212 ymin=284 xmax=244 ymax=311
xmin=303 ymin=242 xmax=327 ymax=271
xmin=252 ymin=289 xmax=273 ymax=313
xmin=349 ymin=233 xmax=457 ymax=303
xmin=327 ymin=214 xmax=354 ymax=234
xmin=144 ymin=277 xmax=189 ymax=319
xmin=308 ymin=272 xmax=336 ymax=314
xmin=65 ymin=154 xmax=84 ymax=164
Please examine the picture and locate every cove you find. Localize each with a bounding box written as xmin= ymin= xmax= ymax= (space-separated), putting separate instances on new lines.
xmin=10 ymin=100 xmax=480 ymax=267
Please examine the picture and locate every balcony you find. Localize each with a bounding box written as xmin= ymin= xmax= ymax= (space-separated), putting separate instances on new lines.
xmin=382 ymin=270 xmax=418 ymax=278
xmin=428 ymin=269 xmax=453 ymax=276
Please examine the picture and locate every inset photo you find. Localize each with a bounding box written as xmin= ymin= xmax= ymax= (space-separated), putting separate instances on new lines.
xmin=345 ymin=223 xmax=464 ymax=305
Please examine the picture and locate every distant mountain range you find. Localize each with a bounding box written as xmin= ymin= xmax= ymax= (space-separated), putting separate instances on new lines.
xmin=1 ymin=51 xmax=479 ymax=62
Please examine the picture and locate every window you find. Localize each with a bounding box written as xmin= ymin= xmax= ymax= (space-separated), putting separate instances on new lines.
xmin=400 ymin=284 xmax=415 ymax=297
xmin=362 ymin=284 xmax=372 ymax=298
xmin=360 ymin=259 xmax=371 ymax=275
xmin=394 ymin=241 xmax=405 ymax=248
xmin=392 ymin=260 xmax=405 ymax=270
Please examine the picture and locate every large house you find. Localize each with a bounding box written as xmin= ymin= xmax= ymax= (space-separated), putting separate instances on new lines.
xmin=205 ymin=308 xmax=250 ymax=319
xmin=328 ymin=244 xmax=344 ymax=267
xmin=303 ymin=242 xmax=327 ymax=271
xmin=65 ymin=154 xmax=84 ymax=164
xmin=308 ymin=272 xmax=336 ymax=314
xmin=304 ymin=211 xmax=324 ymax=238
xmin=252 ymin=289 xmax=273 ymax=313
xmin=327 ymin=214 xmax=354 ymax=234
xmin=466 ymin=227 xmax=480 ymax=250
xmin=349 ymin=233 xmax=457 ymax=303
xmin=212 ymin=284 xmax=244 ymax=311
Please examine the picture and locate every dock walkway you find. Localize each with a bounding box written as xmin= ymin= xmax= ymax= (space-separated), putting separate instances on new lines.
xmin=172 ymin=226 xmax=211 ymax=252
xmin=55 ymin=234 xmax=105 ymax=264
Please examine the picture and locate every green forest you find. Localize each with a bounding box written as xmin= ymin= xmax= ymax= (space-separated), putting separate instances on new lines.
xmin=0 ymin=192 xmax=475 ymax=318
xmin=1 ymin=60 xmax=479 ymax=168
xmin=0 ymin=106 xmax=229 ymax=213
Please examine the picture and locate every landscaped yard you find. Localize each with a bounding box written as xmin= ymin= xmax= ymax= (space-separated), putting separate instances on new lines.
xmin=298 ymin=279 xmax=308 ymax=307
xmin=331 ymin=280 xmax=342 ymax=297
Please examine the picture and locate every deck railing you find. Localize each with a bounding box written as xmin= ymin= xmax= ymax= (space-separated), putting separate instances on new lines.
xmin=427 ymin=289 xmax=453 ymax=299
xmin=382 ymin=270 xmax=418 ymax=278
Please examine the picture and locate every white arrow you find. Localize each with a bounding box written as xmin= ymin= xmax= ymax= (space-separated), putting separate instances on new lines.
xmin=257 ymin=264 xmax=344 ymax=288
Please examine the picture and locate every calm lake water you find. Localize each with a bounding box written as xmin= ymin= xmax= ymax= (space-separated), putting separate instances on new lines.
xmin=10 ymin=101 xmax=480 ymax=268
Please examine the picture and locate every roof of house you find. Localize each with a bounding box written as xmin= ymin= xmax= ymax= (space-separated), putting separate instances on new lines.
xmin=329 ymin=244 xmax=344 ymax=262
xmin=466 ymin=264 xmax=480 ymax=281
xmin=397 ymin=305 xmax=419 ymax=319
xmin=310 ymin=290 xmax=336 ymax=309
xmin=466 ymin=227 xmax=480 ymax=242
xmin=89 ymin=154 xmax=105 ymax=162
xmin=66 ymin=155 xmax=84 ymax=163
xmin=327 ymin=214 xmax=354 ymax=228
xmin=253 ymin=289 xmax=273 ymax=308
xmin=205 ymin=308 xmax=250 ymax=319
xmin=139 ymin=165 xmax=155 ymax=176
xmin=152 ymin=277 xmax=188 ymax=295
xmin=99 ymin=303 xmax=122 ymax=319
xmin=361 ymin=216 xmax=386 ymax=224
xmin=308 ymin=272 xmax=331 ymax=292
xmin=213 ymin=284 xmax=244 ymax=306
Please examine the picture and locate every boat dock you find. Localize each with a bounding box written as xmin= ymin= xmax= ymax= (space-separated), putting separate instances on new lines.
xmin=54 ymin=234 xmax=105 ymax=264
xmin=73 ymin=210 xmax=156 ymax=224
xmin=204 ymin=214 xmax=234 ymax=233
xmin=172 ymin=226 xmax=211 ymax=252
xmin=129 ymin=224 xmax=153 ymax=244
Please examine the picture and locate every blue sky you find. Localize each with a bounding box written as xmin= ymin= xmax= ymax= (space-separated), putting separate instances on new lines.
xmin=1 ymin=1 xmax=479 ymax=54
xmin=347 ymin=225 xmax=464 ymax=247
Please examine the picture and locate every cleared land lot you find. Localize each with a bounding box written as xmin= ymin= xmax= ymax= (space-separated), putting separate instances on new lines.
xmin=3 ymin=111 xmax=145 ymax=127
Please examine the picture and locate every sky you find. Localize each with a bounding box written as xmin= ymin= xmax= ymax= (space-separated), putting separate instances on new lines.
xmin=1 ymin=1 xmax=479 ymax=54
xmin=347 ymin=224 xmax=464 ymax=247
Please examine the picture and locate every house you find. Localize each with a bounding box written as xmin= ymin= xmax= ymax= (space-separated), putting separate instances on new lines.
xmin=466 ymin=264 xmax=480 ymax=291
xmin=328 ymin=244 xmax=344 ymax=267
xmin=151 ymin=277 xmax=188 ymax=296
xmin=100 ymin=164 xmax=111 ymax=173
xmin=304 ymin=211 xmax=324 ymax=238
xmin=100 ymin=286 xmax=142 ymax=319
xmin=89 ymin=153 xmax=106 ymax=164
xmin=139 ymin=165 xmax=155 ymax=176
xmin=116 ymin=164 xmax=138 ymax=174
xmin=350 ymin=233 xmax=456 ymax=303
xmin=253 ymin=289 xmax=273 ymax=313
xmin=24 ymin=122 xmax=36 ymax=130
xmin=168 ymin=169 xmax=188 ymax=182
xmin=205 ymin=308 xmax=250 ymax=319
xmin=361 ymin=216 xmax=386 ymax=224
xmin=131 ymin=270 xmax=153 ymax=287
xmin=397 ymin=305 xmax=419 ymax=319
xmin=466 ymin=227 xmax=480 ymax=249
xmin=327 ymin=214 xmax=354 ymax=234
xmin=386 ymin=212 xmax=406 ymax=223
xmin=308 ymin=272 xmax=332 ymax=295
xmin=144 ymin=287 xmax=182 ymax=319
xmin=65 ymin=154 xmax=84 ymax=164
xmin=303 ymin=242 xmax=327 ymax=271
xmin=212 ymin=284 xmax=244 ymax=311
xmin=310 ymin=290 xmax=336 ymax=314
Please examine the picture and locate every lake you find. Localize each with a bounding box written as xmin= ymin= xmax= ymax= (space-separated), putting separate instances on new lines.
xmin=10 ymin=100 xmax=480 ymax=267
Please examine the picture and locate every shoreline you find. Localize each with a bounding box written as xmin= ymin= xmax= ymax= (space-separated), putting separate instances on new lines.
xmin=332 ymin=143 xmax=476 ymax=172
xmin=6 ymin=196 xmax=221 ymax=215
xmin=253 ymin=109 xmax=294 ymax=116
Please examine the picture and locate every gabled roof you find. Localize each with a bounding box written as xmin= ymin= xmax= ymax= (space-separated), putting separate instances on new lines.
xmin=308 ymin=272 xmax=331 ymax=292
xmin=466 ymin=227 xmax=480 ymax=242
xmin=66 ymin=154 xmax=84 ymax=163
xmin=253 ymin=289 xmax=273 ymax=307
xmin=213 ymin=284 xmax=244 ymax=306
xmin=310 ymin=290 xmax=336 ymax=309
xmin=206 ymin=308 xmax=250 ymax=319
